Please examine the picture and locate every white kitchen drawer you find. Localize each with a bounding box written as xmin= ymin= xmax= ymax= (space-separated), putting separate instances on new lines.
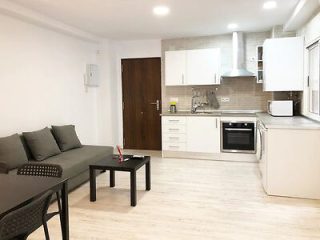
xmin=163 ymin=133 xmax=186 ymax=143
xmin=163 ymin=142 xmax=186 ymax=151
xmin=163 ymin=117 xmax=186 ymax=125
xmin=163 ymin=124 xmax=186 ymax=134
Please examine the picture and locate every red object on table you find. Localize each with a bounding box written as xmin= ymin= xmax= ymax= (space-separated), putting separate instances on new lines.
xmin=117 ymin=145 xmax=124 ymax=163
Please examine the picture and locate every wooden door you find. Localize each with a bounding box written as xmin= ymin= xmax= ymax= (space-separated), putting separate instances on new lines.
xmin=122 ymin=58 xmax=162 ymax=150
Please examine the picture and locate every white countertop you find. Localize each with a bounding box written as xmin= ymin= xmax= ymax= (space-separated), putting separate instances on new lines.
xmin=257 ymin=113 xmax=320 ymax=130
xmin=161 ymin=110 xmax=260 ymax=118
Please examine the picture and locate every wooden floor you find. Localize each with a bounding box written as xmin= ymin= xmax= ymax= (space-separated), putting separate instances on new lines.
xmin=30 ymin=151 xmax=320 ymax=240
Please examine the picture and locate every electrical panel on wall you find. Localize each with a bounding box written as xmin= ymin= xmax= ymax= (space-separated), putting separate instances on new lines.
xmin=85 ymin=64 xmax=99 ymax=87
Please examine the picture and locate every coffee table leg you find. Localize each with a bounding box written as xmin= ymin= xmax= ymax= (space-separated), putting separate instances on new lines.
xmin=130 ymin=171 xmax=137 ymax=207
xmin=90 ymin=167 xmax=96 ymax=202
xmin=110 ymin=170 xmax=115 ymax=188
xmin=146 ymin=161 xmax=151 ymax=191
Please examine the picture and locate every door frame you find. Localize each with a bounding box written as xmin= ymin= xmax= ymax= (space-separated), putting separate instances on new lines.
xmin=121 ymin=57 xmax=162 ymax=149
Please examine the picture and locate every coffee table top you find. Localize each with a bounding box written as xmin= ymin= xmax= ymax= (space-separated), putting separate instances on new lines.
xmin=90 ymin=155 xmax=150 ymax=171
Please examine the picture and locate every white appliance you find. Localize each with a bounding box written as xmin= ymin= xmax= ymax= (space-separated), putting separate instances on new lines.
xmin=85 ymin=64 xmax=99 ymax=87
xmin=267 ymin=100 xmax=293 ymax=116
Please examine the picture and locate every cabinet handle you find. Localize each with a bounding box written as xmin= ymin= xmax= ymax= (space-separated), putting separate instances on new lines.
xmin=169 ymin=137 xmax=179 ymax=140
xmin=216 ymin=118 xmax=218 ymax=128
xmin=169 ymin=145 xmax=179 ymax=148
xmin=169 ymin=128 xmax=179 ymax=131
xmin=182 ymin=74 xmax=185 ymax=84
xmin=214 ymin=73 xmax=217 ymax=84
xmin=168 ymin=120 xmax=180 ymax=122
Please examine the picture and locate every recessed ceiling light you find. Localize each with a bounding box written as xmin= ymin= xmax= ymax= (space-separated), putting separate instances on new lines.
xmin=153 ymin=6 xmax=170 ymax=16
xmin=228 ymin=23 xmax=238 ymax=29
xmin=263 ymin=1 xmax=277 ymax=9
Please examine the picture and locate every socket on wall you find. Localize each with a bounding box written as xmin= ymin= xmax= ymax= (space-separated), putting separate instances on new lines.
xmin=221 ymin=97 xmax=230 ymax=103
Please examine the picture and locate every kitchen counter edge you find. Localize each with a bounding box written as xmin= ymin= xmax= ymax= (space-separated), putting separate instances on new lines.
xmin=257 ymin=113 xmax=320 ymax=130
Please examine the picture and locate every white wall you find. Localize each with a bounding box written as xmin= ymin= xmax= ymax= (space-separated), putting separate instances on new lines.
xmin=113 ymin=39 xmax=162 ymax=146
xmin=96 ymin=40 xmax=118 ymax=145
xmin=0 ymin=11 xmax=158 ymax=147
xmin=0 ymin=13 xmax=102 ymax=144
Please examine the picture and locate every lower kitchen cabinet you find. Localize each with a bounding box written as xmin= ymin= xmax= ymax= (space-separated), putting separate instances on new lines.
xmin=186 ymin=117 xmax=220 ymax=153
xmin=162 ymin=116 xmax=187 ymax=152
xmin=257 ymin=121 xmax=320 ymax=199
xmin=162 ymin=116 xmax=220 ymax=154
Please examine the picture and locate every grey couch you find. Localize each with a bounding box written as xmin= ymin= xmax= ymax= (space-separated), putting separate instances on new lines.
xmin=9 ymin=136 xmax=114 ymax=192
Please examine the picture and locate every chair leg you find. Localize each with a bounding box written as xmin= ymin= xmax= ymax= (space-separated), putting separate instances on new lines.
xmin=43 ymin=220 xmax=50 ymax=240
xmin=56 ymin=192 xmax=62 ymax=214
xmin=56 ymin=191 xmax=63 ymax=236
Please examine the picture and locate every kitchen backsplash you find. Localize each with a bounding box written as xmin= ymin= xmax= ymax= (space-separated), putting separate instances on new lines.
xmin=163 ymin=79 xmax=272 ymax=112
xmin=161 ymin=32 xmax=273 ymax=112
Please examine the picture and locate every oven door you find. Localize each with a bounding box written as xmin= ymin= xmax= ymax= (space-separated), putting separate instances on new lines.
xmin=222 ymin=122 xmax=256 ymax=153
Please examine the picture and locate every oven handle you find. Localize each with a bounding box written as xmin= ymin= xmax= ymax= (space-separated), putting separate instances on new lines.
xmin=224 ymin=128 xmax=252 ymax=132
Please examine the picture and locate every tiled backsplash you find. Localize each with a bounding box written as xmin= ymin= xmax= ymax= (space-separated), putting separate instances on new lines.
xmin=163 ymin=79 xmax=272 ymax=112
xmin=161 ymin=32 xmax=273 ymax=112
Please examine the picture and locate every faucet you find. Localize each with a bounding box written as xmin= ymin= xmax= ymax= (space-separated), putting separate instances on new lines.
xmin=191 ymin=94 xmax=208 ymax=113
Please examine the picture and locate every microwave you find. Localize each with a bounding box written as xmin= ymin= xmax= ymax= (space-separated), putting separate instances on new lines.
xmin=267 ymin=100 xmax=293 ymax=116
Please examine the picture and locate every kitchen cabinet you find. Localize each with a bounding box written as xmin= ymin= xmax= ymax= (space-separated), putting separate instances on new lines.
xmin=263 ymin=36 xmax=304 ymax=91
xmin=162 ymin=116 xmax=220 ymax=154
xmin=257 ymin=118 xmax=320 ymax=199
xmin=164 ymin=48 xmax=221 ymax=86
xmin=186 ymin=49 xmax=221 ymax=85
xmin=165 ymin=50 xmax=186 ymax=86
xmin=186 ymin=117 xmax=220 ymax=153
xmin=162 ymin=116 xmax=187 ymax=151
xmin=256 ymin=46 xmax=263 ymax=84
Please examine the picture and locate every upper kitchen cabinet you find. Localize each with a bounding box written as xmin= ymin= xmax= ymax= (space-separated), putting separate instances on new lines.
xmin=165 ymin=50 xmax=187 ymax=86
xmin=263 ymin=37 xmax=304 ymax=91
xmin=186 ymin=48 xmax=221 ymax=85
xmin=165 ymin=48 xmax=221 ymax=86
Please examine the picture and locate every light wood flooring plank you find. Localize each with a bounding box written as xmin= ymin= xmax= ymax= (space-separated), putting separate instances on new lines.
xmin=29 ymin=152 xmax=320 ymax=240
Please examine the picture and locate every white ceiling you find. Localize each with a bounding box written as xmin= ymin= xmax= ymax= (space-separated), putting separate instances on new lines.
xmin=10 ymin=0 xmax=300 ymax=40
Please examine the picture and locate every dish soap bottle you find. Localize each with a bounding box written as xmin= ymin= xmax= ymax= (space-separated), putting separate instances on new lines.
xmin=169 ymin=101 xmax=177 ymax=113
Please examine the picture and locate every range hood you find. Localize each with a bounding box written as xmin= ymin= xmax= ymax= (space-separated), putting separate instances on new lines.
xmin=222 ymin=32 xmax=255 ymax=78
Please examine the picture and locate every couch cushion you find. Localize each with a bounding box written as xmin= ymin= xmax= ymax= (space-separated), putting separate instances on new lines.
xmin=0 ymin=134 xmax=28 ymax=170
xmin=23 ymin=127 xmax=61 ymax=161
xmin=51 ymin=125 xmax=82 ymax=152
xmin=38 ymin=145 xmax=113 ymax=179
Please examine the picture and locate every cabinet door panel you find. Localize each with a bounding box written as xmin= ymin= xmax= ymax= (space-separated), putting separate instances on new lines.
xmin=263 ymin=37 xmax=304 ymax=91
xmin=186 ymin=117 xmax=220 ymax=153
xmin=165 ymin=51 xmax=186 ymax=86
xmin=186 ymin=49 xmax=220 ymax=85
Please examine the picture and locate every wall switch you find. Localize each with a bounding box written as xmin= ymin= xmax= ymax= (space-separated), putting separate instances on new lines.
xmin=249 ymin=57 xmax=256 ymax=62
xmin=221 ymin=97 xmax=230 ymax=103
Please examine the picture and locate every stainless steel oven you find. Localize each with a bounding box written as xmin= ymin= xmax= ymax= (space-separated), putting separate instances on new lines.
xmin=221 ymin=121 xmax=256 ymax=153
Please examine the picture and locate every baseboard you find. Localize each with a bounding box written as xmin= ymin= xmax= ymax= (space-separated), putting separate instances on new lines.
xmin=162 ymin=151 xmax=257 ymax=162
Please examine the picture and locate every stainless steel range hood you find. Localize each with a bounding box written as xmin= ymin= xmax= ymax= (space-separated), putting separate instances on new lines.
xmin=222 ymin=32 xmax=255 ymax=78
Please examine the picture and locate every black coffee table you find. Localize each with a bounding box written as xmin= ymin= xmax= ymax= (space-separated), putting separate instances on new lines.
xmin=89 ymin=155 xmax=151 ymax=207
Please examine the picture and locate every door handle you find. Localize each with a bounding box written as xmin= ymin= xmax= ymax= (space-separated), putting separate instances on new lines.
xmin=150 ymin=100 xmax=160 ymax=111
